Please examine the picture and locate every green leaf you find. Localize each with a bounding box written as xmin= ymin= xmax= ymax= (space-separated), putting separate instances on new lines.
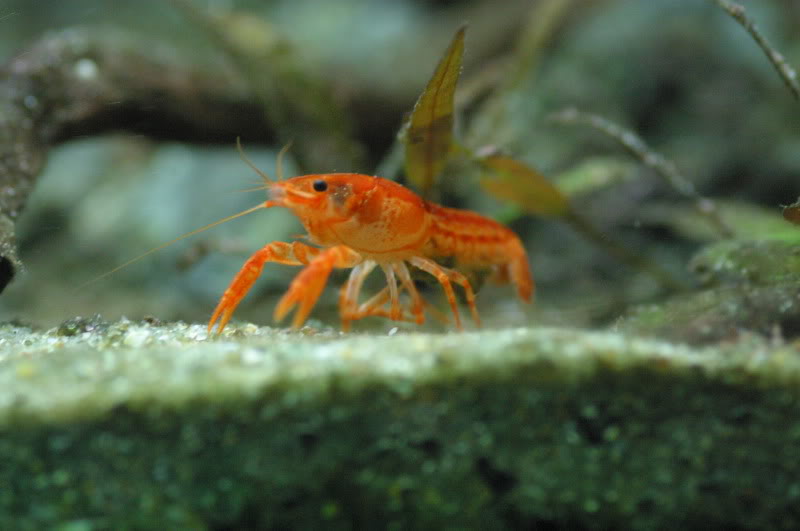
xmin=403 ymin=26 xmax=465 ymax=195
xmin=552 ymin=157 xmax=638 ymax=198
xmin=647 ymin=200 xmax=800 ymax=242
xmin=479 ymin=155 xmax=570 ymax=217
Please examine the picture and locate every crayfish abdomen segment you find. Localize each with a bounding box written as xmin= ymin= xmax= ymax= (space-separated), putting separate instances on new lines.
xmin=425 ymin=203 xmax=534 ymax=303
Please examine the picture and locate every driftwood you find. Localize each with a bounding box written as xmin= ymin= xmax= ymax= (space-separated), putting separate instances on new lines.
xmin=0 ymin=28 xmax=272 ymax=292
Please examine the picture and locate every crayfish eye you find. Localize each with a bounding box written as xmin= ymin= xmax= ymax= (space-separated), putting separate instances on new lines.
xmin=312 ymin=179 xmax=328 ymax=192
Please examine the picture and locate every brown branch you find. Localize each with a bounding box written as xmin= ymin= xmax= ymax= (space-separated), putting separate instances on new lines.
xmin=711 ymin=0 xmax=800 ymax=100
xmin=0 ymin=28 xmax=274 ymax=293
xmin=550 ymin=108 xmax=733 ymax=239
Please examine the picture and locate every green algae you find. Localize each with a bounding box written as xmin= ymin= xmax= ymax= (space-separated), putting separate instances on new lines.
xmin=689 ymin=239 xmax=800 ymax=285
xmin=1 ymin=320 xmax=800 ymax=529
xmin=620 ymin=240 xmax=800 ymax=344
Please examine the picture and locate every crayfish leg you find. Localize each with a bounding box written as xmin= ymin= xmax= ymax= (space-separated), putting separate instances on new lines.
xmin=393 ymin=262 xmax=426 ymax=325
xmin=409 ymin=257 xmax=464 ymax=330
xmin=441 ymin=268 xmax=481 ymax=327
xmin=409 ymin=257 xmax=481 ymax=330
xmin=380 ymin=264 xmax=401 ymax=320
xmin=342 ymin=286 xmax=423 ymax=325
xmin=339 ymin=261 xmax=377 ymax=332
xmin=274 ymin=245 xmax=362 ymax=329
xmin=208 ymin=241 xmax=321 ymax=335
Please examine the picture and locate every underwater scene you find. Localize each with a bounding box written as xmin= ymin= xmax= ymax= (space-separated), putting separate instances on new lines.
xmin=0 ymin=0 xmax=799 ymax=528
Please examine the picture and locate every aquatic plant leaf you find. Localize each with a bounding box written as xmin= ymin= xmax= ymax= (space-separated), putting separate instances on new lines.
xmin=479 ymin=155 xmax=570 ymax=217
xmin=481 ymin=155 xmax=680 ymax=291
xmin=647 ymin=200 xmax=800 ymax=243
xmin=553 ymin=157 xmax=638 ymax=198
xmin=403 ymin=26 xmax=465 ymax=195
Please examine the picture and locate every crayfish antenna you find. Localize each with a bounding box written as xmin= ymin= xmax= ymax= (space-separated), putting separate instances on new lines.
xmin=276 ymin=140 xmax=293 ymax=181
xmin=78 ymin=202 xmax=273 ymax=289
xmin=236 ymin=137 xmax=293 ymax=185
xmin=236 ymin=136 xmax=274 ymax=185
xmin=80 ymin=137 xmax=291 ymax=290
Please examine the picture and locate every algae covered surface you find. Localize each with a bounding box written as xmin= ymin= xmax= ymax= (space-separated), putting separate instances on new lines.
xmin=619 ymin=239 xmax=800 ymax=344
xmin=2 ymin=319 xmax=800 ymax=529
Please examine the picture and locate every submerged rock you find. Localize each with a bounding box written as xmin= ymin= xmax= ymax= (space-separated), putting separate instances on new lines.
xmin=1 ymin=319 xmax=799 ymax=529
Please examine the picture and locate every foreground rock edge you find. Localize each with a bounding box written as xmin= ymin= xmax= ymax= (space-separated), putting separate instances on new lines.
xmin=0 ymin=320 xmax=798 ymax=528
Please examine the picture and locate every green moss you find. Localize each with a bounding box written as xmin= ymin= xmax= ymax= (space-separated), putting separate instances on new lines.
xmin=1 ymin=320 xmax=800 ymax=528
xmin=620 ymin=240 xmax=800 ymax=344
xmin=690 ymin=239 xmax=800 ymax=285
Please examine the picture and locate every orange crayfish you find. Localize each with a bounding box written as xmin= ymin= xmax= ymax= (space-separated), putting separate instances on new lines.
xmin=207 ymin=144 xmax=533 ymax=334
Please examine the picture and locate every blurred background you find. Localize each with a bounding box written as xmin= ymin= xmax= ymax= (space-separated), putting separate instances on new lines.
xmin=0 ymin=0 xmax=798 ymax=331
